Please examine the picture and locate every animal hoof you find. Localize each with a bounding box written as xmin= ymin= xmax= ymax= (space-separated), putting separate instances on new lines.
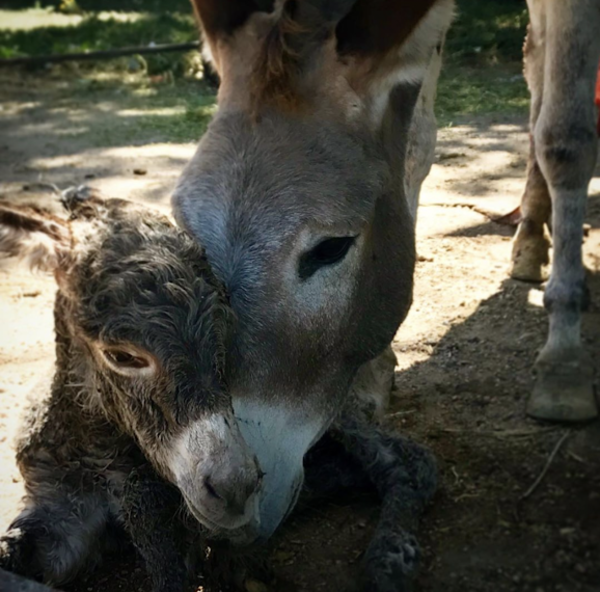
xmin=510 ymin=257 xmax=548 ymax=283
xmin=510 ymin=223 xmax=550 ymax=282
xmin=362 ymin=532 xmax=420 ymax=592
xmin=527 ymin=358 xmax=597 ymax=422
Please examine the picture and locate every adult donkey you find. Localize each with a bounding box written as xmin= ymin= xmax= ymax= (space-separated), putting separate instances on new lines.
xmin=173 ymin=0 xmax=453 ymax=543
xmin=511 ymin=0 xmax=600 ymax=422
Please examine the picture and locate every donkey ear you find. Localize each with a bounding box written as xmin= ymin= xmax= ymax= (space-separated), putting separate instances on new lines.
xmin=0 ymin=204 xmax=70 ymax=274
xmin=335 ymin=0 xmax=444 ymax=56
xmin=191 ymin=0 xmax=262 ymax=40
xmin=190 ymin=0 xmax=268 ymax=74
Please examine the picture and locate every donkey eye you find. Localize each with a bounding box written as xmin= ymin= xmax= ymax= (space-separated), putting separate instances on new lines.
xmin=299 ymin=236 xmax=357 ymax=280
xmin=101 ymin=348 xmax=152 ymax=372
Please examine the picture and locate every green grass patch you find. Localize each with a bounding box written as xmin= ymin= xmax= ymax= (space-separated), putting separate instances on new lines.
xmin=2 ymin=0 xmax=191 ymax=12
xmin=436 ymin=64 xmax=529 ymax=126
xmin=59 ymin=79 xmax=218 ymax=145
xmin=446 ymin=0 xmax=529 ymax=64
xmin=0 ymin=10 xmax=199 ymax=74
xmin=1 ymin=0 xmax=530 ymax=73
xmin=111 ymin=94 xmax=217 ymax=144
xmin=0 ymin=0 xmax=530 ymax=134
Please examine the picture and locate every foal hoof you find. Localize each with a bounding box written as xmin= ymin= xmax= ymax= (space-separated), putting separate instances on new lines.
xmin=361 ymin=532 xmax=419 ymax=592
xmin=527 ymin=359 xmax=597 ymax=422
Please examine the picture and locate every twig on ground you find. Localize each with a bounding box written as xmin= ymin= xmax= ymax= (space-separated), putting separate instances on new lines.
xmin=521 ymin=429 xmax=571 ymax=500
xmin=0 ymin=42 xmax=201 ymax=68
xmin=441 ymin=427 xmax=558 ymax=438
xmin=420 ymin=202 xmax=521 ymax=225
xmin=386 ymin=409 xmax=417 ymax=418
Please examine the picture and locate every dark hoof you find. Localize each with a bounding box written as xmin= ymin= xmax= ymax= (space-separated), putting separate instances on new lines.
xmin=361 ymin=532 xmax=420 ymax=592
xmin=527 ymin=357 xmax=597 ymax=423
xmin=0 ymin=529 xmax=39 ymax=582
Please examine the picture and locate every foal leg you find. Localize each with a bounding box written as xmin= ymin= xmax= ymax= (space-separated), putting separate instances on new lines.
xmin=526 ymin=0 xmax=600 ymax=422
xmin=121 ymin=467 xmax=192 ymax=592
xmin=306 ymin=417 xmax=437 ymax=592
xmin=511 ymin=13 xmax=552 ymax=282
xmin=0 ymin=490 xmax=109 ymax=586
xmin=349 ymin=346 xmax=397 ymax=422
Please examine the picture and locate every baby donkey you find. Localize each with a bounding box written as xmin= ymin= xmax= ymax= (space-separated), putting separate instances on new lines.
xmin=0 ymin=189 xmax=437 ymax=592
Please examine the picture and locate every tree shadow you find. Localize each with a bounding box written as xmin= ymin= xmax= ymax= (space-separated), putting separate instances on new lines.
xmin=0 ymin=0 xmax=190 ymax=13
xmin=0 ymin=70 xmax=215 ymax=196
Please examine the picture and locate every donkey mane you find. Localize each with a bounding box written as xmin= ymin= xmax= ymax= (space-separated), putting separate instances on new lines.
xmin=250 ymin=7 xmax=316 ymax=113
xmin=248 ymin=0 xmax=443 ymax=115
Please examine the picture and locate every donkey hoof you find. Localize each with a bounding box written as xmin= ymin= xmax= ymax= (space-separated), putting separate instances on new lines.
xmin=510 ymin=246 xmax=549 ymax=282
xmin=527 ymin=359 xmax=597 ymax=422
xmin=510 ymin=225 xmax=550 ymax=282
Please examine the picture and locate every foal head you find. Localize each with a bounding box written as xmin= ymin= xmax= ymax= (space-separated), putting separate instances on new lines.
xmin=0 ymin=190 xmax=262 ymax=541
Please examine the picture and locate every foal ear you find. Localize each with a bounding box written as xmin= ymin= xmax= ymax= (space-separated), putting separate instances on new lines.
xmin=0 ymin=204 xmax=70 ymax=274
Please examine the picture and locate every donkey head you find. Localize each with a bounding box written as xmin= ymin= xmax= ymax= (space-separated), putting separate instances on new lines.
xmin=174 ymin=0 xmax=452 ymax=539
xmin=0 ymin=190 xmax=262 ymax=541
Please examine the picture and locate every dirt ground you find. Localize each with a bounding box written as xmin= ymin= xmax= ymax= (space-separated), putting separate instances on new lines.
xmin=1 ymin=70 xmax=600 ymax=592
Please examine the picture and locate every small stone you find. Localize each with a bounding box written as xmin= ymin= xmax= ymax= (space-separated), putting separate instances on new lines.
xmin=245 ymin=579 xmax=268 ymax=592
xmin=273 ymin=550 xmax=295 ymax=563
xmin=559 ymin=527 xmax=575 ymax=536
xmin=133 ymin=168 xmax=147 ymax=176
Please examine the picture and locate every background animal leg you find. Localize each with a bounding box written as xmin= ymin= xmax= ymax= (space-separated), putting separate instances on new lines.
xmin=121 ymin=467 xmax=192 ymax=592
xmin=526 ymin=0 xmax=600 ymax=422
xmin=511 ymin=139 xmax=552 ymax=280
xmin=512 ymin=18 xmax=552 ymax=282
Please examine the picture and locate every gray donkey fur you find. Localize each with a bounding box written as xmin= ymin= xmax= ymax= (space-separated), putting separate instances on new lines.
xmin=511 ymin=0 xmax=600 ymax=422
xmin=174 ymin=0 xmax=452 ymax=550
xmin=0 ymin=188 xmax=436 ymax=592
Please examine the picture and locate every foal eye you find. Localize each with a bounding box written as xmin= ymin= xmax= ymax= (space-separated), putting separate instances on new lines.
xmin=101 ymin=348 xmax=151 ymax=372
xmin=299 ymin=236 xmax=357 ymax=280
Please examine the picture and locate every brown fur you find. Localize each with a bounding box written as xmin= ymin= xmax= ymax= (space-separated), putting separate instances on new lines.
xmin=249 ymin=8 xmax=315 ymax=114
xmin=336 ymin=0 xmax=441 ymax=56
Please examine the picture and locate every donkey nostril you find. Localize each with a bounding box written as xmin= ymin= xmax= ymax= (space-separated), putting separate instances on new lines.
xmin=203 ymin=476 xmax=223 ymax=501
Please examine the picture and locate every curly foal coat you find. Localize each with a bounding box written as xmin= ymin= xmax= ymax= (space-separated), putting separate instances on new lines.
xmin=0 ymin=191 xmax=437 ymax=592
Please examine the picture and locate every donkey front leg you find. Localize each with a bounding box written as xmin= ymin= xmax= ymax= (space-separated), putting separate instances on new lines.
xmin=526 ymin=0 xmax=600 ymax=422
xmin=121 ymin=467 xmax=192 ymax=592
xmin=331 ymin=417 xmax=437 ymax=592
